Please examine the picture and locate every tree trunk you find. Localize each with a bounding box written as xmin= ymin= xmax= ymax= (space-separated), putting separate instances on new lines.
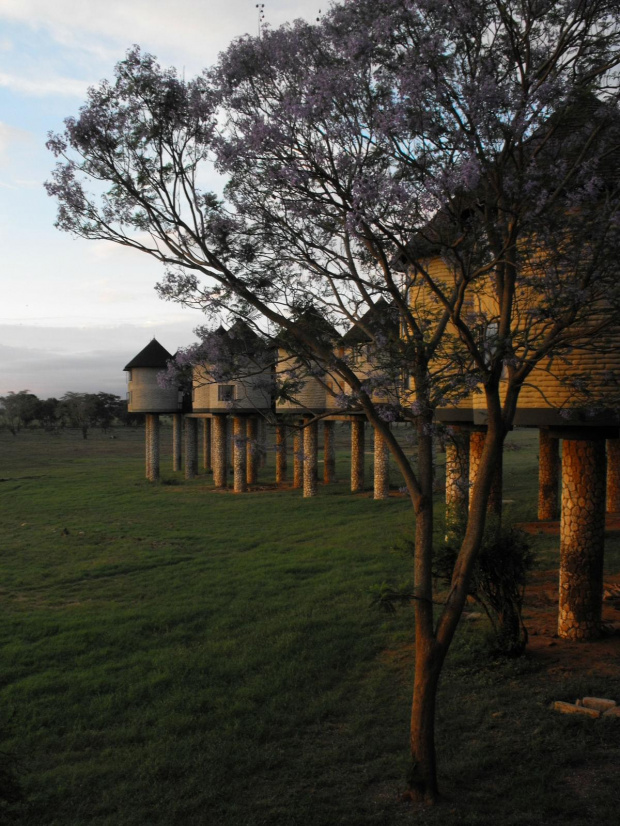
xmin=323 ymin=420 xmax=336 ymax=483
xmin=275 ymin=423 xmax=287 ymax=484
xmin=246 ymin=417 xmax=258 ymax=485
xmin=293 ymin=429 xmax=303 ymax=489
xmin=407 ymin=643 xmax=442 ymax=803
xmin=350 ymin=418 xmax=365 ymax=493
xmin=184 ymin=417 xmax=198 ymax=479
xmin=408 ymin=418 xmax=440 ymax=801
xmin=202 ymin=418 xmax=212 ymax=472
xmin=172 ymin=413 xmax=183 ymax=472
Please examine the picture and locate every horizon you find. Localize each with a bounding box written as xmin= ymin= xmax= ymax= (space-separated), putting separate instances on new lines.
xmin=0 ymin=0 xmax=324 ymax=397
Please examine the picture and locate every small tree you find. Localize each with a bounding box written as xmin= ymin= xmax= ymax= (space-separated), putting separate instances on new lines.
xmin=46 ymin=0 xmax=620 ymax=801
xmin=0 ymin=391 xmax=40 ymax=435
xmin=58 ymin=393 xmax=99 ymax=439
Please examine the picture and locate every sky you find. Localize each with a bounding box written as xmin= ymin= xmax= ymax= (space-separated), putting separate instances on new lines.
xmin=0 ymin=0 xmax=325 ymax=398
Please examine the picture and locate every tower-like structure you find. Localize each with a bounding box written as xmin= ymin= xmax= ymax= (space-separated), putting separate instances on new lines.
xmin=124 ymin=339 xmax=181 ymax=481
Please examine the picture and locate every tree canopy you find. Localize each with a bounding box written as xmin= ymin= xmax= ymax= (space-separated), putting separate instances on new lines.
xmin=46 ymin=0 xmax=620 ymax=802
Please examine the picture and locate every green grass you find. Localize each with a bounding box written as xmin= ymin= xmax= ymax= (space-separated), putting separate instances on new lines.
xmin=0 ymin=426 xmax=619 ymax=825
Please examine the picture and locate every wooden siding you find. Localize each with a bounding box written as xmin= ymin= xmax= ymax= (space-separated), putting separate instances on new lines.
xmin=192 ymin=365 xmax=272 ymax=412
xmin=413 ymin=255 xmax=620 ymax=425
xmin=127 ymin=368 xmax=180 ymax=413
xmin=275 ymin=349 xmax=331 ymax=412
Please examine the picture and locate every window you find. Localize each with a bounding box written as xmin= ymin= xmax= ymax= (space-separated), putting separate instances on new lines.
xmin=218 ymin=385 xmax=235 ymax=402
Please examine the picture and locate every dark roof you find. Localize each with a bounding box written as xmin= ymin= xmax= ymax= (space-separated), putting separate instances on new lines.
xmin=124 ymin=338 xmax=174 ymax=371
xmin=395 ymin=95 xmax=620 ymax=268
xmin=276 ymin=306 xmax=339 ymax=349
xmin=341 ymin=299 xmax=399 ymax=345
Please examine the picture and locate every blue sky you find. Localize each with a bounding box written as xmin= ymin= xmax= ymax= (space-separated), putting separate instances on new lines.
xmin=0 ymin=0 xmax=324 ymax=397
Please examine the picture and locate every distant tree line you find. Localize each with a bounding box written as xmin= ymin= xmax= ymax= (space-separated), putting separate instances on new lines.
xmin=0 ymin=390 xmax=142 ymax=438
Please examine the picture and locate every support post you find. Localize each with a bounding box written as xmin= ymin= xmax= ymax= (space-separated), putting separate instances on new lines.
xmin=246 ymin=417 xmax=258 ymax=485
xmin=558 ymin=438 xmax=606 ymax=640
xmin=293 ymin=428 xmax=303 ymax=489
xmin=233 ymin=416 xmax=248 ymax=493
xmin=275 ymin=423 xmax=287 ymax=485
xmin=258 ymin=418 xmax=267 ymax=469
xmin=350 ymin=418 xmax=365 ymax=493
xmin=373 ymin=425 xmax=389 ymax=500
xmin=203 ymin=418 xmax=212 ymax=472
xmin=445 ymin=427 xmax=470 ymax=541
xmin=145 ymin=414 xmax=151 ymax=480
xmin=145 ymin=413 xmax=160 ymax=482
xmin=323 ymin=420 xmax=336 ymax=484
xmin=538 ymin=429 xmax=560 ymax=520
xmin=212 ymin=415 xmax=228 ymax=487
xmin=184 ymin=417 xmax=198 ymax=480
xmin=606 ymin=438 xmax=620 ymax=513
xmin=172 ymin=413 xmax=183 ymax=473
xmin=303 ymin=419 xmax=318 ymax=498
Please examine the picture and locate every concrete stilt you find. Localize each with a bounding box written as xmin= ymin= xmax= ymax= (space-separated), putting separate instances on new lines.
xmin=246 ymin=417 xmax=258 ymax=485
xmin=145 ymin=413 xmax=160 ymax=482
xmin=351 ymin=418 xmax=365 ymax=493
xmin=303 ymin=419 xmax=318 ymax=497
xmin=233 ymin=416 xmax=248 ymax=493
xmin=203 ymin=418 xmax=212 ymax=472
xmin=184 ymin=417 xmax=198 ymax=479
xmin=373 ymin=426 xmax=389 ymax=500
xmin=293 ymin=429 xmax=303 ymax=489
xmin=538 ymin=429 xmax=560 ymax=520
xmin=275 ymin=423 xmax=287 ymax=485
xmin=145 ymin=414 xmax=151 ymax=480
xmin=445 ymin=426 xmax=470 ymax=540
xmin=258 ymin=418 xmax=267 ymax=469
xmin=323 ymin=421 xmax=336 ymax=484
xmin=172 ymin=413 xmax=183 ymax=472
xmin=212 ymin=415 xmax=228 ymax=487
xmin=558 ymin=438 xmax=606 ymax=640
xmin=606 ymin=438 xmax=620 ymax=513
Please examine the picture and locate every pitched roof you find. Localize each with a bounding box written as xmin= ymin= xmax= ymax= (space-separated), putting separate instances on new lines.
xmin=341 ymin=299 xmax=399 ymax=345
xmin=124 ymin=338 xmax=174 ymax=371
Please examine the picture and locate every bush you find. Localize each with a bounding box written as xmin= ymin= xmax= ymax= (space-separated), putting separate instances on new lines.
xmin=435 ymin=524 xmax=536 ymax=656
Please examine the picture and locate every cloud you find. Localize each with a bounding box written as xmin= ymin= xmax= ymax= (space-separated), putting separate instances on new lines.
xmin=0 ymin=71 xmax=89 ymax=98
xmin=0 ymin=320 xmax=201 ymax=397
xmin=0 ymin=0 xmax=324 ymax=75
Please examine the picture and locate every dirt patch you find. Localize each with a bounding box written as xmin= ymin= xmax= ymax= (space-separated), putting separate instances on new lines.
xmin=523 ymin=570 xmax=620 ymax=678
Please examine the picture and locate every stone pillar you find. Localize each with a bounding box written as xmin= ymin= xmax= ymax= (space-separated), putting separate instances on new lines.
xmin=212 ymin=415 xmax=228 ymax=487
xmin=538 ymin=429 xmax=560 ymax=521
xmin=258 ymin=418 xmax=267 ymax=469
xmin=145 ymin=415 xmax=151 ymax=480
xmin=469 ymin=429 xmax=502 ymax=518
xmin=145 ymin=413 xmax=160 ymax=482
xmin=558 ymin=438 xmax=606 ymax=640
xmin=606 ymin=438 xmax=620 ymax=513
xmin=233 ymin=416 xmax=248 ymax=493
xmin=275 ymin=423 xmax=287 ymax=485
xmin=303 ymin=419 xmax=318 ymax=498
xmin=323 ymin=421 xmax=336 ymax=484
xmin=374 ymin=426 xmax=390 ymax=500
xmin=184 ymin=417 xmax=198 ymax=480
xmin=202 ymin=418 xmax=212 ymax=472
xmin=172 ymin=413 xmax=183 ymax=473
xmin=351 ymin=418 xmax=365 ymax=493
xmin=445 ymin=427 xmax=470 ymax=540
xmin=293 ymin=429 xmax=303 ymax=489
xmin=246 ymin=417 xmax=258 ymax=485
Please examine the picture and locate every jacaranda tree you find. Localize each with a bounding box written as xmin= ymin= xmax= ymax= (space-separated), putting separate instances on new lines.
xmin=47 ymin=0 xmax=620 ymax=801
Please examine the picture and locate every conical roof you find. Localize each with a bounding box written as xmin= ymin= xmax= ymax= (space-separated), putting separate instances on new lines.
xmin=124 ymin=338 xmax=174 ymax=370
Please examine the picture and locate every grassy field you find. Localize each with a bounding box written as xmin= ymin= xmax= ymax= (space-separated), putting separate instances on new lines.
xmin=1 ymin=426 xmax=619 ymax=825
